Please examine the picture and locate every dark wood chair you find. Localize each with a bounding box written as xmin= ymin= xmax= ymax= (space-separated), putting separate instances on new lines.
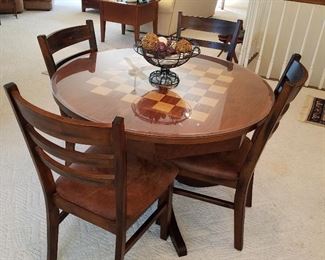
xmin=217 ymin=29 xmax=244 ymax=63
xmin=176 ymin=11 xmax=242 ymax=62
xmin=37 ymin=20 xmax=97 ymax=151
xmin=4 ymin=82 xmax=178 ymax=260
xmin=37 ymin=19 xmax=97 ymax=78
xmin=172 ymin=53 xmax=308 ymax=250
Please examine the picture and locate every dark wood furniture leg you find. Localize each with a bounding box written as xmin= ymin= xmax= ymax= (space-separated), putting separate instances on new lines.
xmin=81 ymin=0 xmax=100 ymax=12
xmin=153 ymin=19 xmax=157 ymax=34
xmin=121 ymin=23 xmax=126 ymax=35
xmin=134 ymin=25 xmax=140 ymax=42
xmin=233 ymin=53 xmax=238 ymax=64
xmin=153 ymin=4 xmax=158 ymax=34
xmin=246 ymin=173 xmax=254 ymax=207
xmin=100 ymin=19 xmax=106 ymax=42
xmin=47 ymin=204 xmax=59 ymax=260
xmin=159 ymin=185 xmax=173 ymax=240
xmin=169 ymin=208 xmax=187 ymax=257
xmin=13 ymin=0 xmax=17 ymax=19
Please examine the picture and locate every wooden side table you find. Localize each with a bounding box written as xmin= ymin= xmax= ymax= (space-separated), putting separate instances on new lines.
xmin=100 ymin=0 xmax=159 ymax=42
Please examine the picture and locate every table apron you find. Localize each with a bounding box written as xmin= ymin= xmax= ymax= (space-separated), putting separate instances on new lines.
xmin=127 ymin=136 xmax=245 ymax=161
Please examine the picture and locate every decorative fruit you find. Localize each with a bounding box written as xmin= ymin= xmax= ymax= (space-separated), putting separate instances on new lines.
xmin=155 ymin=42 xmax=167 ymax=58
xmin=156 ymin=42 xmax=167 ymax=52
xmin=158 ymin=36 xmax=168 ymax=45
xmin=141 ymin=32 xmax=159 ymax=51
xmin=166 ymin=46 xmax=176 ymax=55
xmin=175 ymin=39 xmax=192 ymax=53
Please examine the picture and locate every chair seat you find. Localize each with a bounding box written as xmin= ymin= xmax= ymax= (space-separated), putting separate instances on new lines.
xmin=173 ymin=137 xmax=252 ymax=183
xmin=56 ymin=146 xmax=177 ymax=224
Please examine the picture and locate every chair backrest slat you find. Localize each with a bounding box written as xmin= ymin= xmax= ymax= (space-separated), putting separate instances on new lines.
xmin=244 ymin=54 xmax=308 ymax=178
xmin=274 ymin=53 xmax=302 ymax=97
xmin=46 ymin=25 xmax=94 ymax=54
xmin=190 ymin=39 xmax=228 ymax=51
xmin=179 ymin=15 xmax=239 ymax=35
xmin=4 ymin=83 xmax=126 ymax=189
xmin=176 ymin=12 xmax=242 ymax=62
xmin=55 ymin=50 xmax=93 ymax=69
xmin=37 ymin=148 xmax=115 ymax=186
xmin=27 ymin=125 xmax=115 ymax=169
xmin=14 ymin=94 xmax=112 ymax=145
xmin=38 ymin=20 xmax=97 ymax=78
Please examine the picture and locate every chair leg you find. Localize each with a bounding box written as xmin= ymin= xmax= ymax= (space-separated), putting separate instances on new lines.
xmin=47 ymin=206 xmax=59 ymax=260
xmin=13 ymin=2 xmax=18 ymax=19
xmin=246 ymin=174 xmax=254 ymax=207
xmin=234 ymin=188 xmax=247 ymax=251
xmin=159 ymin=185 xmax=173 ymax=240
xmin=233 ymin=52 xmax=239 ymax=64
xmin=115 ymin=233 xmax=126 ymax=260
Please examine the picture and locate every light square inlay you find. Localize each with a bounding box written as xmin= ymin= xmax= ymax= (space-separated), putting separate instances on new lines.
xmin=209 ymin=85 xmax=227 ymax=94
xmin=207 ymin=68 xmax=223 ymax=75
xmin=190 ymin=70 xmax=206 ymax=77
xmin=198 ymin=77 xmax=216 ymax=85
xmin=152 ymin=102 xmax=174 ymax=113
xmin=144 ymin=91 xmax=165 ymax=101
xmin=217 ymin=75 xmax=234 ymax=83
xmin=90 ymin=86 xmax=112 ymax=96
xmin=176 ymin=99 xmax=187 ymax=108
xmin=181 ymin=79 xmax=197 ymax=87
xmin=121 ymin=94 xmax=140 ymax=103
xmin=86 ymin=77 xmax=107 ymax=86
xmin=190 ymin=111 xmax=209 ymax=122
xmin=115 ymin=85 xmax=134 ymax=93
xmin=188 ymin=87 xmax=207 ymax=96
xmin=199 ymin=97 xmax=219 ymax=107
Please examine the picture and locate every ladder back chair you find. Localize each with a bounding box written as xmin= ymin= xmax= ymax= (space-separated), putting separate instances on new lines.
xmin=4 ymin=82 xmax=178 ymax=260
xmin=172 ymin=53 xmax=308 ymax=250
xmin=217 ymin=28 xmax=244 ymax=63
xmin=176 ymin=11 xmax=242 ymax=62
xmin=38 ymin=20 xmax=97 ymax=151
xmin=37 ymin=19 xmax=97 ymax=79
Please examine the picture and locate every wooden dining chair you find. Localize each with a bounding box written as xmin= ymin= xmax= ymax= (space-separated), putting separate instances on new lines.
xmin=172 ymin=53 xmax=308 ymax=250
xmin=176 ymin=11 xmax=242 ymax=62
xmin=37 ymin=19 xmax=97 ymax=78
xmin=4 ymin=82 xmax=178 ymax=260
xmin=217 ymin=28 xmax=244 ymax=63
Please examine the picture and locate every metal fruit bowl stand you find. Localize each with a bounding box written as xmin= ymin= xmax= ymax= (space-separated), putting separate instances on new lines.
xmin=134 ymin=41 xmax=200 ymax=89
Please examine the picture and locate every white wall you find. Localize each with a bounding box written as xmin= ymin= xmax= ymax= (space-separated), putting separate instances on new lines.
xmin=246 ymin=0 xmax=325 ymax=88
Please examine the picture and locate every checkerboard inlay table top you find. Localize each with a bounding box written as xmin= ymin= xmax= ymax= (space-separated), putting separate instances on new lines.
xmin=51 ymin=49 xmax=274 ymax=144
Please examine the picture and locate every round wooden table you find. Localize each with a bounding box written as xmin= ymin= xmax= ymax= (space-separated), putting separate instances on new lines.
xmin=52 ymin=49 xmax=274 ymax=159
xmin=51 ymin=48 xmax=274 ymax=257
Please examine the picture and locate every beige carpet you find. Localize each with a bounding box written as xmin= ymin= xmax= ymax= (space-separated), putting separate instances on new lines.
xmin=0 ymin=1 xmax=325 ymax=259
